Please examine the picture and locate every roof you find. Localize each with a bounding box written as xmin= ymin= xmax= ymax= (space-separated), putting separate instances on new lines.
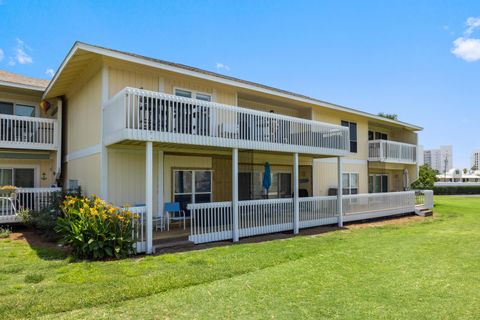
xmin=0 ymin=69 xmax=49 ymax=91
xmin=45 ymin=41 xmax=423 ymax=131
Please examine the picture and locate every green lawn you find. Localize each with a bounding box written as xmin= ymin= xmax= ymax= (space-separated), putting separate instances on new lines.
xmin=1 ymin=196 xmax=479 ymax=319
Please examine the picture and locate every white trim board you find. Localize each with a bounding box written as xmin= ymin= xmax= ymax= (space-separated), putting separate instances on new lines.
xmin=314 ymin=158 xmax=367 ymax=165
xmin=66 ymin=144 xmax=101 ymax=161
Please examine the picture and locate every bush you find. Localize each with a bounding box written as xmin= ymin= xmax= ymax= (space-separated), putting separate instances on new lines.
xmin=55 ymin=196 xmax=138 ymax=260
xmin=433 ymin=186 xmax=480 ymax=195
xmin=24 ymin=187 xmax=82 ymax=241
xmin=0 ymin=226 xmax=12 ymax=238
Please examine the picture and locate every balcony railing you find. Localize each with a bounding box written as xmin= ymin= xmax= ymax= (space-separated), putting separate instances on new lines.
xmin=103 ymin=88 xmax=350 ymax=156
xmin=0 ymin=114 xmax=58 ymax=150
xmin=368 ymin=140 xmax=417 ymax=164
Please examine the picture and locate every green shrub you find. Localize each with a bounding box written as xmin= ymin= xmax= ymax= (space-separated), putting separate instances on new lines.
xmin=0 ymin=226 xmax=11 ymax=238
xmin=25 ymin=187 xmax=82 ymax=241
xmin=55 ymin=196 xmax=138 ymax=260
xmin=433 ymin=186 xmax=480 ymax=195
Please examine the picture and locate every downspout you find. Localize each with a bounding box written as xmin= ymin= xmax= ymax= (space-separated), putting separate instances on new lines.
xmin=55 ymin=98 xmax=63 ymax=185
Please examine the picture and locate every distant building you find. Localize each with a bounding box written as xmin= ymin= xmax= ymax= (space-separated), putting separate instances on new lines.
xmin=471 ymin=150 xmax=480 ymax=171
xmin=424 ymin=145 xmax=453 ymax=173
xmin=435 ymin=168 xmax=480 ymax=186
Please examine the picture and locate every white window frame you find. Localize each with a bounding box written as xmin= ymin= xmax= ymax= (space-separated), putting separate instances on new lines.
xmin=0 ymin=99 xmax=39 ymax=117
xmin=173 ymin=169 xmax=213 ymax=204
xmin=0 ymin=164 xmax=40 ymax=187
xmin=173 ymin=87 xmax=213 ymax=102
xmin=342 ymin=172 xmax=359 ymax=195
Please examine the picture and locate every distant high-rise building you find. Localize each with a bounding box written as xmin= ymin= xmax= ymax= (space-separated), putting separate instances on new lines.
xmin=471 ymin=150 xmax=480 ymax=171
xmin=423 ymin=145 xmax=453 ymax=173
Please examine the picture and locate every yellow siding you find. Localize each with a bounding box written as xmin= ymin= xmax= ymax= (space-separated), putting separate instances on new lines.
xmin=0 ymin=155 xmax=56 ymax=187
xmin=313 ymin=160 xmax=368 ymax=196
xmin=65 ymin=69 xmax=102 ymax=153
xmin=109 ymin=67 xmax=159 ymax=98
xmin=67 ymin=154 xmax=101 ymax=196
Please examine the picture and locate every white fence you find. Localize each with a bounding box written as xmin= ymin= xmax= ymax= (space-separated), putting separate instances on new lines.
xmin=187 ymin=191 xmax=425 ymax=244
xmin=0 ymin=114 xmax=57 ymax=150
xmin=0 ymin=187 xmax=61 ymax=223
xmin=104 ymin=88 xmax=350 ymax=156
xmin=368 ymin=140 xmax=417 ymax=164
xmin=128 ymin=206 xmax=146 ymax=253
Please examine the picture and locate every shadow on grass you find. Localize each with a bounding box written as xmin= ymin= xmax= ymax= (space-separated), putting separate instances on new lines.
xmin=6 ymin=225 xmax=68 ymax=261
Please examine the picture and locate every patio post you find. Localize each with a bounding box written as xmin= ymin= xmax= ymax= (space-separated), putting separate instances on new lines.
xmin=157 ymin=149 xmax=164 ymax=222
xmin=337 ymin=156 xmax=343 ymax=227
xmin=232 ymin=148 xmax=239 ymax=242
xmin=146 ymin=142 xmax=153 ymax=254
xmin=293 ymin=152 xmax=299 ymax=234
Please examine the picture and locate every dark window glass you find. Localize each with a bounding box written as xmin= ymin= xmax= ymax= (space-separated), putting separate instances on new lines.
xmin=174 ymin=171 xmax=192 ymax=193
xmin=174 ymin=89 xmax=192 ymax=98
xmin=341 ymin=121 xmax=357 ymax=153
xmin=368 ymin=131 xmax=374 ymax=141
xmin=194 ymin=193 xmax=211 ymax=203
xmin=381 ymin=175 xmax=389 ymax=192
xmin=0 ymin=101 xmax=14 ymax=115
xmin=14 ymin=169 xmax=35 ymax=188
xmin=174 ymin=194 xmax=192 ymax=211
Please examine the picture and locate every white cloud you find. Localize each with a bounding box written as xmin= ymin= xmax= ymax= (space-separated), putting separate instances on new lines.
xmin=12 ymin=38 xmax=33 ymax=65
xmin=8 ymin=57 xmax=15 ymax=66
xmin=215 ymin=62 xmax=230 ymax=71
xmin=45 ymin=68 xmax=55 ymax=77
xmin=452 ymin=37 xmax=480 ymax=62
xmin=452 ymin=17 xmax=480 ymax=62
xmin=0 ymin=49 xmax=4 ymax=62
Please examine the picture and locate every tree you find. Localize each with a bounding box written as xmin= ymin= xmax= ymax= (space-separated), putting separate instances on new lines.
xmin=378 ymin=112 xmax=398 ymax=120
xmin=463 ymin=168 xmax=468 ymax=174
xmin=411 ymin=164 xmax=438 ymax=189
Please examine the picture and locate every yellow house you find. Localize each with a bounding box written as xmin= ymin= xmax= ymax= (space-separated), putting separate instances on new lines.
xmin=3 ymin=41 xmax=433 ymax=251
xmin=0 ymin=70 xmax=61 ymax=222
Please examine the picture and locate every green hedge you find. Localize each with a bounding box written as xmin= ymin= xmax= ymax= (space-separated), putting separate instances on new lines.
xmin=433 ymin=186 xmax=480 ymax=195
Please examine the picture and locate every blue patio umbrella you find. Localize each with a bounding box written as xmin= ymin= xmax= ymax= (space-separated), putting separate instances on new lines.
xmin=262 ymin=162 xmax=272 ymax=198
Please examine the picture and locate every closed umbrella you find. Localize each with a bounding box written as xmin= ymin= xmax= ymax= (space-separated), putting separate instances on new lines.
xmin=403 ymin=169 xmax=409 ymax=191
xmin=262 ymin=162 xmax=272 ymax=199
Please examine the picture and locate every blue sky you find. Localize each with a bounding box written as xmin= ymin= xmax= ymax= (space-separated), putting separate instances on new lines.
xmin=1 ymin=0 xmax=479 ymax=168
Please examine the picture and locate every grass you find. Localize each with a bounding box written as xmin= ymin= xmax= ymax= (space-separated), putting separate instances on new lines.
xmin=0 ymin=196 xmax=479 ymax=319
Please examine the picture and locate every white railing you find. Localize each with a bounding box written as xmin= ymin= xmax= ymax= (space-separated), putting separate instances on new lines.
xmin=0 ymin=114 xmax=57 ymax=150
xmin=368 ymin=140 xmax=417 ymax=164
xmin=127 ymin=206 xmax=146 ymax=253
xmin=103 ymin=87 xmax=350 ymax=156
xmin=238 ymin=198 xmax=293 ymax=237
xmin=343 ymin=191 xmax=416 ymax=221
xmin=187 ymin=192 xmax=420 ymax=244
xmin=299 ymin=196 xmax=338 ymax=228
xmin=415 ymin=190 xmax=434 ymax=209
xmin=0 ymin=187 xmax=61 ymax=223
xmin=188 ymin=201 xmax=232 ymax=244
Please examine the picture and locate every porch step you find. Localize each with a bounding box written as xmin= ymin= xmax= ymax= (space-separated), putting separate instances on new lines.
xmin=415 ymin=208 xmax=433 ymax=217
xmin=152 ymin=236 xmax=194 ymax=253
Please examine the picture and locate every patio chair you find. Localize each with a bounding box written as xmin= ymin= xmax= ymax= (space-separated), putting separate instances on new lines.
xmin=164 ymin=202 xmax=187 ymax=230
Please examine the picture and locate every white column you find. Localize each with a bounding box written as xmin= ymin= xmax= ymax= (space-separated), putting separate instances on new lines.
xmin=146 ymin=142 xmax=153 ymax=254
xmin=293 ymin=153 xmax=299 ymax=234
xmin=337 ymin=156 xmax=343 ymax=227
xmin=157 ymin=150 xmax=164 ymax=220
xmin=100 ymin=65 xmax=109 ymax=200
xmin=232 ymin=148 xmax=239 ymax=242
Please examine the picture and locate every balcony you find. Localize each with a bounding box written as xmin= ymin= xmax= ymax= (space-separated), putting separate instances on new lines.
xmin=368 ymin=140 xmax=417 ymax=164
xmin=0 ymin=114 xmax=58 ymax=150
xmin=103 ymin=88 xmax=350 ymax=156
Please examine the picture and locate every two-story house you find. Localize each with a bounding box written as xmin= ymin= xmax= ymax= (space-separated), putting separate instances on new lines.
xmin=2 ymin=42 xmax=432 ymax=252
xmin=0 ymin=70 xmax=61 ymax=222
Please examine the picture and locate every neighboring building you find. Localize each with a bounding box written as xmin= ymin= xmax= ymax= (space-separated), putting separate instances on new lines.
xmin=435 ymin=168 xmax=480 ymax=186
xmin=1 ymin=42 xmax=431 ymax=251
xmin=471 ymin=150 xmax=480 ymax=171
xmin=423 ymin=145 xmax=452 ymax=173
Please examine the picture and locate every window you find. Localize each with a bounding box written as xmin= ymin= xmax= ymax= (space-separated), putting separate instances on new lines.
xmin=341 ymin=121 xmax=357 ymax=153
xmin=368 ymin=130 xmax=388 ymax=141
xmin=342 ymin=173 xmax=359 ymax=195
xmin=0 ymin=168 xmax=35 ymax=187
xmin=0 ymin=101 xmax=36 ymax=117
xmin=173 ymin=170 xmax=212 ymax=210
xmin=368 ymin=174 xmax=388 ymax=193
xmin=174 ymin=88 xmax=212 ymax=102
